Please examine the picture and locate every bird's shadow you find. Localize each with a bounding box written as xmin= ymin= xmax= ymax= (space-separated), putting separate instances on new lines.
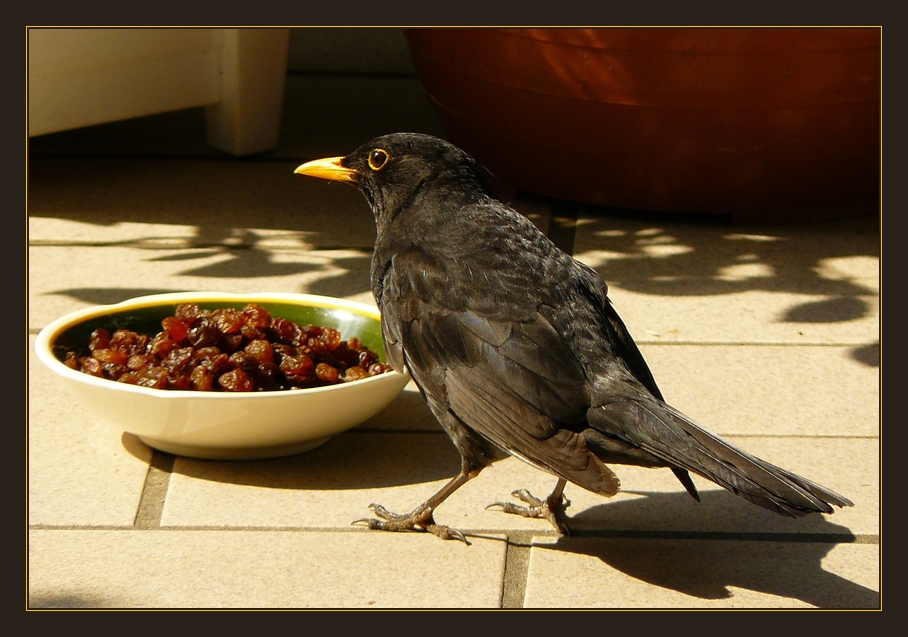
xmin=122 ymin=424 xmax=878 ymax=609
xmin=534 ymin=489 xmax=879 ymax=609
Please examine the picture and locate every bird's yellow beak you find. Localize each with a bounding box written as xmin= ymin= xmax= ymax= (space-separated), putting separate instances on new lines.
xmin=294 ymin=156 xmax=359 ymax=183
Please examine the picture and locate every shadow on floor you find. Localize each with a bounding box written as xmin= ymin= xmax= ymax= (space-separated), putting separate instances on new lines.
xmin=543 ymin=489 xmax=878 ymax=609
xmin=123 ymin=401 xmax=457 ymax=491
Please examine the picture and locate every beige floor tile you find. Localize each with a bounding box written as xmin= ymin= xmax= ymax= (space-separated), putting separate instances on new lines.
xmin=162 ymin=433 xmax=875 ymax=537
xmin=28 ymin=336 xmax=152 ymax=526
xmin=640 ymin=344 xmax=879 ymax=437
xmin=28 ymin=156 xmax=378 ymax=246
xmin=573 ymin=212 xmax=879 ymax=345
xmin=28 ymin=244 xmax=376 ymax=331
xmin=554 ymin=436 xmax=877 ymax=537
xmin=28 ymin=69 xmax=880 ymax=611
xmin=162 ymin=433 xmax=559 ymax=534
xmin=573 ymin=212 xmax=880 ymax=277
xmin=28 ymin=529 xmax=506 ymax=608
xmin=29 ymin=215 xmax=317 ymax=249
xmin=361 ymin=342 xmax=887 ymax=443
xmin=522 ymin=537 xmax=879 ymax=609
xmin=594 ymin=285 xmax=879 ymax=345
xmin=28 ymin=158 xmax=552 ymax=249
xmin=29 ymin=178 xmax=552 ymax=335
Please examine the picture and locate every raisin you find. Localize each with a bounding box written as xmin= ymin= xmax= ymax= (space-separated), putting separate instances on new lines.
xmin=92 ymin=348 xmax=128 ymax=366
xmin=149 ymin=333 xmax=178 ymax=358
xmin=79 ymin=357 xmax=104 ymax=377
xmin=137 ymin=367 xmax=168 ymax=389
xmin=167 ymin=374 xmax=193 ymax=390
xmin=189 ymin=318 xmax=221 ymax=348
xmin=315 ymin=362 xmax=339 ymax=384
xmin=242 ymin=303 xmax=272 ymax=329
xmin=369 ymin=362 xmax=394 ymax=376
xmin=219 ymin=333 xmax=244 ymax=352
xmin=64 ymin=351 xmax=79 ymax=369
xmin=199 ymin=352 xmax=231 ymax=376
xmin=161 ymin=316 xmax=189 ymax=342
xmin=175 ymin=303 xmax=201 ymax=321
xmin=163 ymin=347 xmax=196 ymax=375
xmin=358 ymin=349 xmax=378 ymax=368
xmin=317 ymin=326 xmax=341 ymax=351
xmin=219 ymin=368 xmax=254 ymax=392
xmin=102 ymin=362 xmax=128 ymax=379
xmin=271 ymin=317 xmax=303 ymax=345
xmin=228 ymin=351 xmax=255 ymax=371
xmin=279 ymin=352 xmax=314 ymax=378
xmin=213 ymin=308 xmax=245 ymax=335
xmin=245 ymin=339 xmax=274 ymax=365
xmin=190 ymin=366 xmax=214 ymax=391
xmin=89 ymin=328 xmax=111 ymax=351
xmin=64 ymin=303 xmax=392 ymax=392
xmin=343 ymin=366 xmax=368 ymax=382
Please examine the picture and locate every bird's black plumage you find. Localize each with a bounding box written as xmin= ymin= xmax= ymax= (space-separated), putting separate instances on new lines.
xmin=295 ymin=132 xmax=852 ymax=541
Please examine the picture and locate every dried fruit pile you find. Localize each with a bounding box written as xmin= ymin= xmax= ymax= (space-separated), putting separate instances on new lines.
xmin=63 ymin=303 xmax=393 ymax=392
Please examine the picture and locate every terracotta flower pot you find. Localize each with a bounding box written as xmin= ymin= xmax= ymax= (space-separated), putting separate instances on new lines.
xmin=405 ymin=28 xmax=880 ymax=223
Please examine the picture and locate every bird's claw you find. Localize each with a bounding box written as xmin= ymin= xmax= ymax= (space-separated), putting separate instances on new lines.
xmin=486 ymin=489 xmax=572 ymax=536
xmin=351 ymin=503 xmax=471 ymax=545
xmin=425 ymin=523 xmax=471 ymax=544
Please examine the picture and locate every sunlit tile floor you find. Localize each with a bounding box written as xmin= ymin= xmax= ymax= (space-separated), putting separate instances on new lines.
xmin=28 ymin=73 xmax=880 ymax=609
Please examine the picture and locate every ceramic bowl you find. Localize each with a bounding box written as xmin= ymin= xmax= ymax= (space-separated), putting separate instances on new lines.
xmin=34 ymin=292 xmax=410 ymax=460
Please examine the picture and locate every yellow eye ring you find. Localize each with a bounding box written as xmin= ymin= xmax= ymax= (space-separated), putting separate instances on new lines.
xmin=368 ymin=149 xmax=390 ymax=171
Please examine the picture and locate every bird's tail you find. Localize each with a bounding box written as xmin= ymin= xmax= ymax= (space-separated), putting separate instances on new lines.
xmin=590 ymin=398 xmax=854 ymax=517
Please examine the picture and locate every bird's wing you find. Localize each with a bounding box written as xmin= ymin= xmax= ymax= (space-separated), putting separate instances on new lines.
xmin=379 ymin=247 xmax=621 ymax=496
xmin=574 ymin=261 xmax=664 ymax=400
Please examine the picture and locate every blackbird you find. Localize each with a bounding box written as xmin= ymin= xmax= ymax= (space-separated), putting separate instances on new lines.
xmin=295 ymin=132 xmax=853 ymax=543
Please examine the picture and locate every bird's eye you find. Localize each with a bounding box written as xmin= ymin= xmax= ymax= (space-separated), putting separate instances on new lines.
xmin=368 ymin=149 xmax=390 ymax=171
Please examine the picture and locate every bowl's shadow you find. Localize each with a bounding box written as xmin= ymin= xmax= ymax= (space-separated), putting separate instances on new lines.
xmin=122 ymin=389 xmax=459 ymax=489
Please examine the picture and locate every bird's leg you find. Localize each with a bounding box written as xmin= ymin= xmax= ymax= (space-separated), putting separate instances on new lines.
xmin=486 ymin=478 xmax=572 ymax=536
xmin=353 ymin=467 xmax=480 ymax=545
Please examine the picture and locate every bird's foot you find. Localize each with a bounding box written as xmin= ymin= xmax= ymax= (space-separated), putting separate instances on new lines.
xmin=486 ymin=488 xmax=572 ymax=536
xmin=352 ymin=502 xmax=471 ymax=545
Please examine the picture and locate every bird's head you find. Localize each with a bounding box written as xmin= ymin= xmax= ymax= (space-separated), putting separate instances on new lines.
xmin=294 ymin=133 xmax=493 ymax=226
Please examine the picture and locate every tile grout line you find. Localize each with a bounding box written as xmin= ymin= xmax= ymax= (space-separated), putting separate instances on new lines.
xmin=133 ymin=451 xmax=175 ymax=529
xmin=500 ymin=532 xmax=536 ymax=609
xmin=27 ymin=523 xmax=881 ymax=545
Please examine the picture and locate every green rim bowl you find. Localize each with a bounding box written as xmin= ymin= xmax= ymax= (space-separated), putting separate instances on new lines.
xmin=34 ymin=292 xmax=411 ymax=460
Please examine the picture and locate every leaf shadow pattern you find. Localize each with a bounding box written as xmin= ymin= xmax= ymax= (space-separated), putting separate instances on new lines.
xmin=50 ymin=287 xmax=185 ymax=307
xmin=849 ymin=342 xmax=880 ymax=367
xmin=539 ymin=489 xmax=879 ymax=609
xmin=45 ymin=226 xmax=377 ymax=307
xmin=145 ymin=226 xmax=352 ymax=281
xmin=572 ymin=209 xmax=880 ymax=367
xmin=575 ymin=210 xmax=878 ymax=303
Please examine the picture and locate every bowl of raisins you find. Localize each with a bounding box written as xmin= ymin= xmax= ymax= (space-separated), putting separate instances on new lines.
xmin=34 ymin=292 xmax=411 ymax=459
